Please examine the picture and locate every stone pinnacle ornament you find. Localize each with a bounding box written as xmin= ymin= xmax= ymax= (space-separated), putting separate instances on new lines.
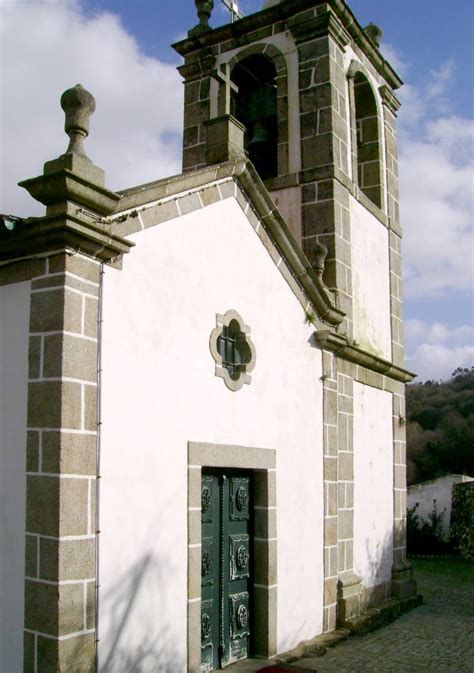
xmin=195 ymin=0 xmax=214 ymax=29
xmin=60 ymin=83 xmax=96 ymax=157
xmin=364 ymin=22 xmax=383 ymax=48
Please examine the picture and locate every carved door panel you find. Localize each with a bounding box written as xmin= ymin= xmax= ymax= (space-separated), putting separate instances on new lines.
xmin=201 ymin=471 xmax=252 ymax=671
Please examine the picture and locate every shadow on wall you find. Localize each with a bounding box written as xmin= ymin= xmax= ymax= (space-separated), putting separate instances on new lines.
xmin=89 ymin=536 xmax=400 ymax=669
xmin=276 ymin=531 xmax=397 ymax=655
xmin=98 ymin=553 xmax=184 ymax=673
xmin=361 ymin=528 xmax=394 ymax=590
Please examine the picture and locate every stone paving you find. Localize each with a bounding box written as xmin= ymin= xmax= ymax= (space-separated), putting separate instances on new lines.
xmin=296 ymin=558 xmax=474 ymax=673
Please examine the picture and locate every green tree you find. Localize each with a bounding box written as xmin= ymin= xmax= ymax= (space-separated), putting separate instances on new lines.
xmin=406 ymin=367 xmax=474 ymax=484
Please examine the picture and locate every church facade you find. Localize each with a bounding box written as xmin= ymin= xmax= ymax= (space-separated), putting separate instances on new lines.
xmin=0 ymin=2 xmax=420 ymax=672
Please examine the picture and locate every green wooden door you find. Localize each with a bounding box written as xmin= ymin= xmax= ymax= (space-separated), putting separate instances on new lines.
xmin=201 ymin=471 xmax=252 ymax=671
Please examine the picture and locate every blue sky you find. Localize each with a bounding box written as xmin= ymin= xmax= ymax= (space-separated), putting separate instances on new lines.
xmin=83 ymin=0 xmax=474 ymax=93
xmin=1 ymin=0 xmax=473 ymax=381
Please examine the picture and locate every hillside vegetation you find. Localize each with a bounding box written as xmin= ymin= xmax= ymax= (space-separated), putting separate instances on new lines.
xmin=406 ymin=367 xmax=474 ymax=485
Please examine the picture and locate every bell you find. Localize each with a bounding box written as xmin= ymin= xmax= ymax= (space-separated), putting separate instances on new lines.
xmin=247 ymin=121 xmax=270 ymax=149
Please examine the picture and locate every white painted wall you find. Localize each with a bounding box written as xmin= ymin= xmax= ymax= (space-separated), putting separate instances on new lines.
xmin=350 ymin=195 xmax=392 ymax=360
xmin=353 ymin=382 xmax=393 ymax=588
xmin=98 ymin=195 xmax=324 ymax=671
xmin=408 ymin=474 xmax=474 ymax=541
xmin=0 ymin=281 xmax=30 ymax=673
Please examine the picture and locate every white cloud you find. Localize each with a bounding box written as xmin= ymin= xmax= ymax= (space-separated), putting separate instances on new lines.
xmin=405 ymin=319 xmax=473 ymax=381
xmin=397 ymin=60 xmax=455 ymax=124
xmin=406 ymin=320 xmax=474 ymax=345
xmin=397 ymin=82 xmax=425 ymax=127
xmin=350 ymin=44 xmax=473 ymax=304
xmin=426 ymin=60 xmax=454 ymax=100
xmin=407 ymin=343 xmax=474 ymax=383
xmin=375 ymin=44 xmax=473 ymax=383
xmin=380 ymin=43 xmax=408 ymax=77
xmin=400 ymin=119 xmax=473 ymax=297
xmin=427 ymin=117 xmax=474 ymax=166
xmin=397 ymin=58 xmax=473 ymax=299
xmin=0 ymin=0 xmax=183 ymax=217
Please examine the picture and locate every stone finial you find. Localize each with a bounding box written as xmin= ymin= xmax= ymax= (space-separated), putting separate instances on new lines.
xmin=60 ymin=84 xmax=96 ymax=157
xmin=313 ymin=243 xmax=328 ymax=279
xmin=19 ymin=82 xmax=117 ymax=211
xmin=194 ymin=0 xmax=214 ymax=29
xmin=364 ymin=22 xmax=383 ymax=48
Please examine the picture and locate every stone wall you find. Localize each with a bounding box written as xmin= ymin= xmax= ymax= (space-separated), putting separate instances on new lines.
xmin=23 ymin=252 xmax=101 ymax=673
xmin=451 ymin=481 xmax=474 ymax=559
xmin=407 ymin=475 xmax=474 ymax=542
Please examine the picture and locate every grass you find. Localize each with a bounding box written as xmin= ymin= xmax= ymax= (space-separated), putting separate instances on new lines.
xmin=411 ymin=556 xmax=474 ymax=590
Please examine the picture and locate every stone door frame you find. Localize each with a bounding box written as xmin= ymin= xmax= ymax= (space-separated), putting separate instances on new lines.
xmin=187 ymin=441 xmax=277 ymax=673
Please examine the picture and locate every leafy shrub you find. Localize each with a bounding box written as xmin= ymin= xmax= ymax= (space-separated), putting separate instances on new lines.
xmin=407 ymin=499 xmax=451 ymax=555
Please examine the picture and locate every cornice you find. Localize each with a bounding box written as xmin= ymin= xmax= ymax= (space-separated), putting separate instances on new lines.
xmin=173 ymin=0 xmax=402 ymax=90
xmin=314 ymin=330 xmax=416 ymax=382
xmin=287 ymin=10 xmax=351 ymax=50
xmin=0 ymin=212 xmax=134 ymax=264
xmin=178 ymin=52 xmax=217 ymax=81
xmin=330 ymin=0 xmax=402 ymax=89
xmin=19 ymin=169 xmax=121 ymax=216
xmin=379 ymin=84 xmax=402 ymax=115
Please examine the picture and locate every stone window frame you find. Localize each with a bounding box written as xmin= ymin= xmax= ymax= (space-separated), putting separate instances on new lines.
xmin=347 ymin=59 xmax=386 ymax=212
xmin=187 ymin=441 xmax=277 ymax=673
xmin=210 ymin=309 xmax=256 ymax=391
xmin=224 ymin=43 xmax=289 ymax=179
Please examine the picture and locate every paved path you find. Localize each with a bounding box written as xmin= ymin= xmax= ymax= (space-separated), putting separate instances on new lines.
xmin=297 ymin=558 xmax=474 ymax=673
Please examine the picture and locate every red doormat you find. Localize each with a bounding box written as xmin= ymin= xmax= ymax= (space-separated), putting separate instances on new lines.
xmin=257 ymin=666 xmax=316 ymax=673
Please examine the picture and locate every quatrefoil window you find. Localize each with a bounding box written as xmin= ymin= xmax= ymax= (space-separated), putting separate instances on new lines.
xmin=217 ymin=322 xmax=249 ymax=379
xmin=210 ymin=310 xmax=256 ymax=391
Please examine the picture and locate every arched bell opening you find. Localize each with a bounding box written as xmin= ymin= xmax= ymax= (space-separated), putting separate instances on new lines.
xmin=230 ymin=55 xmax=278 ymax=181
xmin=354 ymin=72 xmax=383 ymax=209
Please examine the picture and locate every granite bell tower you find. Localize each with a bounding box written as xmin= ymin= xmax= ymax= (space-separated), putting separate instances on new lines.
xmin=174 ymin=0 xmax=404 ymax=361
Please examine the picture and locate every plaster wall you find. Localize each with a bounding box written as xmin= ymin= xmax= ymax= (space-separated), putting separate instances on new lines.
xmin=269 ymin=185 xmax=301 ymax=243
xmin=350 ymin=195 xmax=391 ymax=359
xmin=98 ymin=196 xmax=324 ymax=671
xmin=353 ymin=382 xmax=393 ymax=588
xmin=0 ymin=281 xmax=30 ymax=673
xmin=407 ymin=474 xmax=474 ymax=541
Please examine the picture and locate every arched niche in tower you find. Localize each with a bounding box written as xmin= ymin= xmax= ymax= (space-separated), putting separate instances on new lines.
xmin=353 ymin=71 xmax=384 ymax=209
xmin=226 ymin=45 xmax=289 ymax=182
